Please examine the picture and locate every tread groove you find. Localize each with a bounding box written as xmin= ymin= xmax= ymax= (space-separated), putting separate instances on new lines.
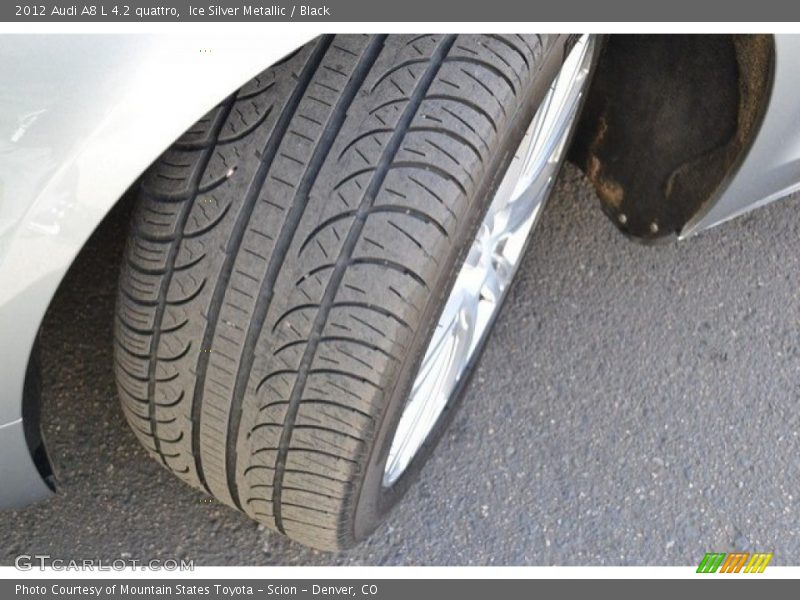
xmin=143 ymin=100 xmax=235 ymax=466
xmin=224 ymin=35 xmax=388 ymax=512
xmin=192 ymin=36 xmax=335 ymax=496
xmin=270 ymin=34 xmax=458 ymax=535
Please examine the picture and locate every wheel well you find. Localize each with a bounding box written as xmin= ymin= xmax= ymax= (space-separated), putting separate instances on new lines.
xmin=569 ymin=34 xmax=774 ymax=241
xmin=22 ymin=339 xmax=56 ymax=491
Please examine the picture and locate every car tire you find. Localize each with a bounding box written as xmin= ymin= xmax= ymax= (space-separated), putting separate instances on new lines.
xmin=114 ymin=33 xmax=572 ymax=550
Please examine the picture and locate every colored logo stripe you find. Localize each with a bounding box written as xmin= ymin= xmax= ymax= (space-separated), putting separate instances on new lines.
xmin=697 ymin=553 xmax=726 ymax=573
xmin=697 ymin=552 xmax=773 ymax=573
xmin=719 ymin=553 xmax=749 ymax=573
xmin=744 ymin=553 xmax=773 ymax=573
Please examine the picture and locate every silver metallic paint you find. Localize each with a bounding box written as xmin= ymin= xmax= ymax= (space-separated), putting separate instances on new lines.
xmin=681 ymin=34 xmax=800 ymax=237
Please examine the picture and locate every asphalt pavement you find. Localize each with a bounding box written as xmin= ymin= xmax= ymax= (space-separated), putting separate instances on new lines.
xmin=2 ymin=164 xmax=799 ymax=565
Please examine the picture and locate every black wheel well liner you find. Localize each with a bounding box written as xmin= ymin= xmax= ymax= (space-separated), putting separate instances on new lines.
xmin=569 ymin=34 xmax=775 ymax=241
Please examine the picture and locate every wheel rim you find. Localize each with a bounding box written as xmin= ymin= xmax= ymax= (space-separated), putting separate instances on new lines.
xmin=383 ymin=36 xmax=596 ymax=487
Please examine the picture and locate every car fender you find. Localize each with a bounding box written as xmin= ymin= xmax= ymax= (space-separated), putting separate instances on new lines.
xmin=0 ymin=33 xmax=311 ymax=506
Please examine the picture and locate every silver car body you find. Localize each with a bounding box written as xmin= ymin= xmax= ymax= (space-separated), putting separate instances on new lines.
xmin=1 ymin=33 xmax=799 ymax=508
xmin=682 ymin=34 xmax=800 ymax=236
